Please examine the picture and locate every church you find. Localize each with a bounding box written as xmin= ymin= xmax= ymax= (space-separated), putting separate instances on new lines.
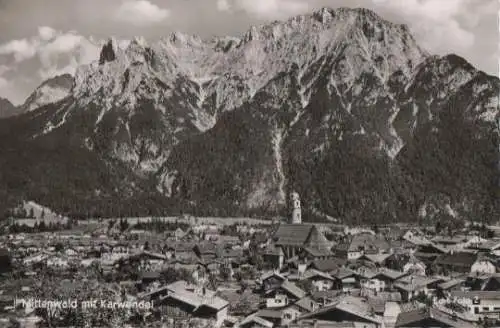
xmin=272 ymin=192 xmax=333 ymax=261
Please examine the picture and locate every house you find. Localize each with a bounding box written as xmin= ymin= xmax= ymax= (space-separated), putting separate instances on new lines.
xmin=385 ymin=253 xmax=426 ymax=276
xmin=437 ymin=278 xmax=466 ymax=294
xmin=358 ymin=253 xmax=392 ymax=267
xmin=273 ymin=224 xmax=332 ymax=260
xmin=246 ymin=309 xmax=283 ymax=327
xmin=414 ymin=243 xmax=446 ymax=266
xmin=448 ymin=290 xmax=500 ymax=319
xmin=345 ymin=233 xmax=391 ymax=261
xmin=238 ymin=313 xmax=274 ymax=328
xmin=174 ymin=228 xmax=187 ymax=241
xmin=402 ymin=257 xmax=427 ymax=276
xmin=432 ymin=252 xmax=478 ymax=275
xmin=402 ymin=229 xmax=431 ymax=246
xmin=64 ymin=247 xmax=78 ymax=257
xmin=262 ymin=245 xmax=285 ymax=270
xmin=193 ymin=242 xmax=218 ymax=262
xmin=478 ymin=275 xmax=500 ymax=291
xmin=432 ymin=235 xmax=471 ymax=251
xmin=298 ymin=295 xmax=384 ymax=328
xmin=159 ymin=280 xmax=229 ymax=327
xmin=331 ymin=268 xmax=357 ymax=292
xmin=307 ymin=258 xmax=345 ymax=274
xmin=394 ymin=275 xmax=443 ymax=302
xmin=22 ymin=253 xmax=48 ymax=266
xmin=300 ymin=269 xmax=339 ymax=291
xmin=395 ymin=307 xmax=477 ymax=328
xmin=373 ymin=268 xmax=408 ymax=290
xmin=46 ymin=255 xmax=70 ymax=268
xmin=470 ymin=257 xmax=496 ymax=275
xmin=139 ymin=271 xmax=161 ymax=285
xmin=289 ymin=320 xmax=355 ymax=328
xmin=264 ymin=280 xmax=306 ymax=309
xmin=281 ymin=296 xmax=317 ymax=324
xmin=165 ymin=242 xmax=197 ymax=261
xmin=128 ymin=251 xmax=167 ymax=272
xmin=365 ymin=292 xmax=402 ymax=318
xmin=467 ymin=239 xmax=500 ymax=256
xmin=260 ymin=271 xmax=287 ymax=293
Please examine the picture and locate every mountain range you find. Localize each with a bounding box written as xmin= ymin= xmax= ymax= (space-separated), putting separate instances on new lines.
xmin=0 ymin=7 xmax=498 ymax=223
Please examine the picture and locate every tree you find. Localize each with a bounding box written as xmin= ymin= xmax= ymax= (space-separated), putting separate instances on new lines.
xmin=29 ymin=208 xmax=34 ymax=218
xmin=33 ymin=278 xmax=137 ymax=328
xmin=54 ymin=243 xmax=64 ymax=252
xmin=41 ymin=209 xmax=45 ymax=219
xmin=0 ymin=248 xmax=12 ymax=274
xmin=435 ymin=221 xmax=442 ymax=234
xmin=119 ymin=218 xmax=129 ymax=232
xmin=219 ymin=266 xmax=231 ymax=281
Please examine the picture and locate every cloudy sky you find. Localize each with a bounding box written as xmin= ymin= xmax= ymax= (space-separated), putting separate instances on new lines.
xmin=0 ymin=0 xmax=498 ymax=104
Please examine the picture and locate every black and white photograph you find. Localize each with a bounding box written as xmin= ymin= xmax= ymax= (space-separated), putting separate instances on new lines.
xmin=0 ymin=0 xmax=498 ymax=327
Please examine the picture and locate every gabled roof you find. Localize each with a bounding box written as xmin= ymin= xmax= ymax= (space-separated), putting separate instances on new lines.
xmin=394 ymin=275 xmax=443 ymax=292
xmin=434 ymin=252 xmax=477 ymax=267
xmin=309 ymin=258 xmax=345 ymax=272
xmin=374 ymin=268 xmax=407 ymax=281
xmin=279 ymin=280 xmax=307 ymax=299
xmin=331 ymin=267 xmax=356 ymax=280
xmin=293 ymin=296 xmax=317 ymax=312
xmin=360 ymin=253 xmax=392 ymax=264
xmin=299 ymin=295 xmax=382 ymax=325
xmin=261 ymin=271 xmax=286 ymax=282
xmin=395 ymin=307 xmax=477 ymax=328
xmin=438 ymin=279 xmax=466 ymax=290
xmin=304 ymin=226 xmax=332 ymax=252
xmin=290 ymin=320 xmax=355 ymax=328
xmin=275 ymin=224 xmax=314 ymax=246
xmin=165 ymin=280 xmax=229 ymax=311
xmin=302 ymin=269 xmax=336 ymax=282
xmin=449 ymin=290 xmax=500 ymax=300
xmin=263 ymin=244 xmax=284 ymax=256
xmin=239 ymin=314 xmax=274 ymax=328
xmin=254 ymin=309 xmax=283 ymax=319
xmin=348 ymin=233 xmax=390 ymax=252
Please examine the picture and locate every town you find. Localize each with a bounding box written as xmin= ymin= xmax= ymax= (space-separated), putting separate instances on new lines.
xmin=0 ymin=193 xmax=499 ymax=328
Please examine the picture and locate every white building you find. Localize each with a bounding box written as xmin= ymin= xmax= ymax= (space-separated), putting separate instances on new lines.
xmin=449 ymin=291 xmax=500 ymax=319
xmin=471 ymin=259 xmax=496 ymax=275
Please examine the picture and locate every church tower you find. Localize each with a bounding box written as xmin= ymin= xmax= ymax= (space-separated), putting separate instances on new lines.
xmin=290 ymin=192 xmax=302 ymax=224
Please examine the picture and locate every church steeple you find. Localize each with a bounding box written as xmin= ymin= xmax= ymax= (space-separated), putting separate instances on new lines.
xmin=290 ymin=192 xmax=302 ymax=224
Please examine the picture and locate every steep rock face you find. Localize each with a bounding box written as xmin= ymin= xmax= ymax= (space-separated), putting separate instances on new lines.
xmin=21 ymin=74 xmax=74 ymax=113
xmin=0 ymin=98 xmax=19 ymax=118
xmin=0 ymin=7 xmax=498 ymax=221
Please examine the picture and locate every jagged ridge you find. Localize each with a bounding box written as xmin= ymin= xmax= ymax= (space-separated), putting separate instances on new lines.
xmin=0 ymin=6 xmax=498 ymax=222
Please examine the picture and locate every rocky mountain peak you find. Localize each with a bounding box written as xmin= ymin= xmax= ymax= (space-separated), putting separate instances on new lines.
xmin=0 ymin=97 xmax=19 ymax=118
xmin=21 ymin=73 xmax=74 ymax=112
xmin=99 ymin=38 xmax=118 ymax=65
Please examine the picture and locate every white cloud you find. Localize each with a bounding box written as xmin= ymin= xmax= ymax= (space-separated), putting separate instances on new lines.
xmin=113 ymin=0 xmax=170 ymax=26
xmin=0 ymin=27 xmax=101 ymax=90
xmin=0 ymin=76 xmax=8 ymax=89
xmin=217 ymin=0 xmax=230 ymax=11
xmin=37 ymin=32 xmax=101 ymax=79
xmin=0 ymin=38 xmax=39 ymax=62
xmin=371 ymin=0 xmax=476 ymax=52
xmin=38 ymin=26 xmax=57 ymax=41
xmin=219 ymin=0 xmax=310 ymax=19
xmin=0 ymin=65 xmax=12 ymax=76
